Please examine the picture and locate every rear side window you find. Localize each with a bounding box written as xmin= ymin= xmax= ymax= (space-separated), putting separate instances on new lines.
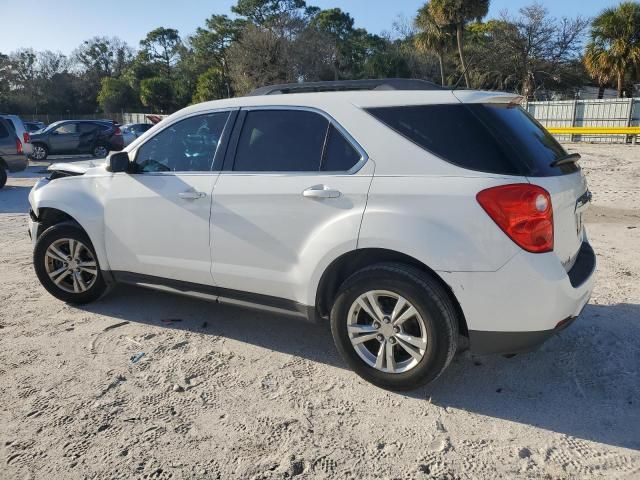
xmin=233 ymin=110 xmax=328 ymax=172
xmin=0 ymin=121 xmax=9 ymax=138
xmin=79 ymin=123 xmax=98 ymax=133
xmin=366 ymin=104 xmax=577 ymax=176
xmin=322 ymin=125 xmax=362 ymax=171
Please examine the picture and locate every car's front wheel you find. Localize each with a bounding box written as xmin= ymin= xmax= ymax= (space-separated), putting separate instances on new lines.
xmin=31 ymin=143 xmax=48 ymax=161
xmin=33 ymin=223 xmax=107 ymax=304
xmin=330 ymin=263 xmax=459 ymax=391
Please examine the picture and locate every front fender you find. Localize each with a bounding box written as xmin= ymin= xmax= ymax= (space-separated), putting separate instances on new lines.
xmin=30 ymin=175 xmax=112 ymax=270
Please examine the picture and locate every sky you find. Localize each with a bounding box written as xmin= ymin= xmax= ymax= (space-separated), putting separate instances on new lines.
xmin=0 ymin=0 xmax=621 ymax=54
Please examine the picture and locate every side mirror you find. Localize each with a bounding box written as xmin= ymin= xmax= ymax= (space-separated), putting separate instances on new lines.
xmin=106 ymin=151 xmax=130 ymax=173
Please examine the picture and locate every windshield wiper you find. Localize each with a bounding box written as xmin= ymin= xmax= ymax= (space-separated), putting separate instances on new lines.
xmin=550 ymin=153 xmax=581 ymax=167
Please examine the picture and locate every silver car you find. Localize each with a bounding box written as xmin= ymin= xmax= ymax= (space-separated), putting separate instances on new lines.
xmin=0 ymin=117 xmax=28 ymax=189
xmin=0 ymin=114 xmax=33 ymax=156
xmin=121 ymin=123 xmax=153 ymax=146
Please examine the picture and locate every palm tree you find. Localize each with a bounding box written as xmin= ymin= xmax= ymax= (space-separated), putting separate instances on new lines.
xmin=414 ymin=5 xmax=452 ymax=86
xmin=584 ymin=2 xmax=640 ymax=98
xmin=427 ymin=0 xmax=490 ymax=88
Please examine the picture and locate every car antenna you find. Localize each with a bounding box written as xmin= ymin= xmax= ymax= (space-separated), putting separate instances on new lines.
xmin=452 ymin=55 xmax=475 ymax=91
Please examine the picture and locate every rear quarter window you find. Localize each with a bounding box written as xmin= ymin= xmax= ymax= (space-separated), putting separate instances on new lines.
xmin=366 ymin=104 xmax=578 ymax=177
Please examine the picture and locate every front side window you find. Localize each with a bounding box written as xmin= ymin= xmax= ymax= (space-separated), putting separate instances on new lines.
xmin=54 ymin=123 xmax=77 ymax=134
xmin=134 ymin=112 xmax=229 ymax=173
xmin=233 ymin=110 xmax=329 ymax=172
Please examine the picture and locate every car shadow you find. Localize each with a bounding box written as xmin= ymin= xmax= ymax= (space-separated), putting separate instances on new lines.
xmin=83 ymin=286 xmax=640 ymax=450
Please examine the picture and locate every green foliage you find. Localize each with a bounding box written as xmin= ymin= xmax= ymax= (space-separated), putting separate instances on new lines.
xmin=140 ymin=27 xmax=182 ymax=78
xmin=584 ymin=1 xmax=640 ymax=97
xmin=97 ymin=77 xmax=137 ymax=112
xmin=193 ymin=67 xmax=228 ymax=103
xmin=140 ymin=77 xmax=174 ymax=112
xmin=426 ymin=0 xmax=490 ymax=87
xmin=0 ymin=0 xmax=628 ymax=115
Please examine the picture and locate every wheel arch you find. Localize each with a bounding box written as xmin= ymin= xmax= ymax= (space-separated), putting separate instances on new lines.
xmin=35 ymin=207 xmax=82 ymax=238
xmin=314 ymin=247 xmax=469 ymax=337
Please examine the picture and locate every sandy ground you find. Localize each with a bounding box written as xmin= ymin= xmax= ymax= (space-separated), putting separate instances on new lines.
xmin=0 ymin=146 xmax=639 ymax=480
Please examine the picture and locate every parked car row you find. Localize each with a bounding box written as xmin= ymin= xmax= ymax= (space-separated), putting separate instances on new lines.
xmin=29 ymin=120 xmax=126 ymax=160
xmin=0 ymin=113 xmax=155 ymax=189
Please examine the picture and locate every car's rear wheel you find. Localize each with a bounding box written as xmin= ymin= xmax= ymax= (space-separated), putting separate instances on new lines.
xmin=31 ymin=144 xmax=48 ymax=161
xmin=0 ymin=166 xmax=7 ymax=189
xmin=33 ymin=223 xmax=107 ymax=304
xmin=330 ymin=263 xmax=459 ymax=391
xmin=92 ymin=145 xmax=108 ymax=158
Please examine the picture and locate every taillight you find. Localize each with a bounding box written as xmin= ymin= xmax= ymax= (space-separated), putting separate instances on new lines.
xmin=114 ymin=127 xmax=122 ymax=136
xmin=16 ymin=138 xmax=23 ymax=154
xmin=477 ymin=184 xmax=553 ymax=253
xmin=23 ymin=132 xmax=30 ymax=143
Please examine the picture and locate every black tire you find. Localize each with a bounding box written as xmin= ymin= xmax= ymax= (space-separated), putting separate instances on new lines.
xmin=33 ymin=223 xmax=107 ymax=304
xmin=92 ymin=144 xmax=108 ymax=158
xmin=31 ymin=143 xmax=48 ymax=161
xmin=0 ymin=166 xmax=6 ymax=189
xmin=330 ymin=263 xmax=459 ymax=391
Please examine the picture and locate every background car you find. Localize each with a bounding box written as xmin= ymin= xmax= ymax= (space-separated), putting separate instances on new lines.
xmin=29 ymin=120 xmax=124 ymax=160
xmin=121 ymin=123 xmax=153 ymax=146
xmin=0 ymin=117 xmax=28 ymax=189
xmin=0 ymin=114 xmax=33 ymax=156
xmin=23 ymin=121 xmax=47 ymax=132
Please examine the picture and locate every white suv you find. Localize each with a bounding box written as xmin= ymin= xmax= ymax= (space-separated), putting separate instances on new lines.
xmin=28 ymin=80 xmax=596 ymax=390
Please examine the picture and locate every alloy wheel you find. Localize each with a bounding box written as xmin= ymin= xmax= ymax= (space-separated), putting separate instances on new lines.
xmin=44 ymin=238 xmax=98 ymax=294
xmin=32 ymin=145 xmax=46 ymax=160
xmin=347 ymin=290 xmax=428 ymax=374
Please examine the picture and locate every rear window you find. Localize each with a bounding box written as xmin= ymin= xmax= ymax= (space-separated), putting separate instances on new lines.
xmin=366 ymin=104 xmax=578 ymax=176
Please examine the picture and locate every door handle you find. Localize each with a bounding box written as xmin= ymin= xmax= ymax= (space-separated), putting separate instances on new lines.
xmin=302 ymin=185 xmax=341 ymax=199
xmin=178 ymin=190 xmax=207 ymax=200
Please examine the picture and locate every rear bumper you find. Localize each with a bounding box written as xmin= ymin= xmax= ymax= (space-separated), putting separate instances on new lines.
xmin=468 ymin=316 xmax=578 ymax=355
xmin=3 ymin=153 xmax=28 ymax=172
xmin=441 ymin=237 xmax=596 ymax=355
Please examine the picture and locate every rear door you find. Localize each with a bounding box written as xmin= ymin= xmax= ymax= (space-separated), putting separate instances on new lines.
xmin=210 ymin=107 xmax=372 ymax=302
xmin=78 ymin=122 xmax=100 ymax=152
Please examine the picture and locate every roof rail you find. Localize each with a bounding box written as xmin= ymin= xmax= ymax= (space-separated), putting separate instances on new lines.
xmin=248 ymin=78 xmax=443 ymax=96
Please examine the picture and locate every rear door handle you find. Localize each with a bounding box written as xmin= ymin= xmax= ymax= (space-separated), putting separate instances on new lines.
xmin=302 ymin=185 xmax=341 ymax=199
xmin=178 ymin=190 xmax=207 ymax=200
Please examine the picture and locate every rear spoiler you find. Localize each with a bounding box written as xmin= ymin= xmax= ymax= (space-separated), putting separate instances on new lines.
xmin=452 ymin=91 xmax=524 ymax=106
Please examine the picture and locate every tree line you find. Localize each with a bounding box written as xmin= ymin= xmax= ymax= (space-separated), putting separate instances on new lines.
xmin=0 ymin=0 xmax=638 ymax=116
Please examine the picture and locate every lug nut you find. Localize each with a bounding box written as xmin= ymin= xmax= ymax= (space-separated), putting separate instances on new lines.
xmin=373 ymin=322 xmax=381 ymax=329
xmin=376 ymin=334 xmax=384 ymax=342
xmin=389 ymin=337 xmax=397 ymax=345
xmin=383 ymin=316 xmax=391 ymax=324
xmin=393 ymin=326 xmax=400 ymax=334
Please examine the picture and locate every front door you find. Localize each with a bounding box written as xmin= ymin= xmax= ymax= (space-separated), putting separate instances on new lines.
xmin=211 ymin=108 xmax=373 ymax=303
xmin=49 ymin=122 xmax=80 ymax=153
xmin=104 ymin=111 xmax=232 ymax=285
